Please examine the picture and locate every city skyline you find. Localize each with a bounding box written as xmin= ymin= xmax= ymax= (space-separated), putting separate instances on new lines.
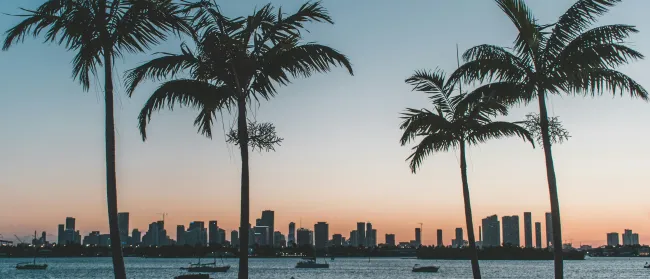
xmin=2 ymin=0 xmax=650 ymax=248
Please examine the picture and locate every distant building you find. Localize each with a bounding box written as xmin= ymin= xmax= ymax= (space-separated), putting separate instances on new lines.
xmin=482 ymin=215 xmax=500 ymax=247
xmin=366 ymin=223 xmax=373 ymax=247
xmin=357 ymin=222 xmax=366 ymax=247
xmin=385 ymin=234 xmax=395 ymax=246
xmin=231 ymin=230 xmax=239 ymax=247
xmin=131 ymin=229 xmax=141 ymax=245
xmin=208 ymin=221 xmax=218 ymax=245
xmin=66 ymin=217 xmax=76 ymax=231
xmin=117 ymin=212 xmax=129 ymax=246
xmin=632 ymin=233 xmax=639 ymax=245
xmin=314 ymin=222 xmax=329 ymax=250
xmin=254 ymin=226 xmax=270 ymax=246
xmin=545 ymin=212 xmax=553 ymax=248
xmin=142 ymin=221 xmax=170 ymax=246
xmin=622 ymin=230 xmax=639 ymax=246
xmin=535 ymin=222 xmax=542 ymax=248
xmin=502 ymin=215 xmax=520 ymax=247
xmin=181 ymin=221 xmax=207 ymax=246
xmin=273 ymin=231 xmax=285 ymax=248
xmin=218 ymin=228 xmax=226 ymax=245
xmin=57 ymin=224 xmax=65 ymax=245
xmin=349 ymin=230 xmax=358 ymax=247
xmin=524 ymin=212 xmax=532 ymax=248
xmin=437 ymin=229 xmax=443 ymax=247
xmin=260 ymin=211 xmax=275 ymax=247
xmin=288 ymin=222 xmax=296 ymax=247
xmin=453 ymin=228 xmax=464 ymax=248
xmin=332 ymin=234 xmax=343 ymax=247
xmin=607 ymin=232 xmax=619 ymax=247
xmin=370 ymin=229 xmax=377 ymax=247
xmin=297 ymin=228 xmax=312 ymax=247
xmin=415 ymin=228 xmax=421 ymax=247
xmin=177 ymin=225 xmax=186 ymax=245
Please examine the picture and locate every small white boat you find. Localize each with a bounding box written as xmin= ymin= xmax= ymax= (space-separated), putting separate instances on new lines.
xmin=412 ymin=264 xmax=440 ymax=272
xmin=295 ymin=257 xmax=329 ymax=268
xmin=644 ymin=262 xmax=650 ymax=268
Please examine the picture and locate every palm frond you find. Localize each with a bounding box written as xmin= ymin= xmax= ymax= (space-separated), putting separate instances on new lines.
xmin=124 ymin=44 xmax=199 ymax=95
xmin=466 ymin=121 xmax=535 ymax=147
xmin=406 ymin=132 xmax=457 ymax=173
xmin=555 ymin=25 xmax=641 ymax=70
xmin=456 ymin=44 xmax=531 ymax=83
xmin=405 ymin=69 xmax=456 ymax=115
xmin=137 ymin=79 xmax=236 ymax=140
xmin=263 ymin=1 xmax=333 ymax=44
xmin=545 ymin=0 xmax=620 ymax=59
xmin=563 ymin=68 xmax=648 ymax=100
xmin=71 ymin=37 xmax=103 ymax=90
xmin=399 ymin=108 xmax=453 ymax=145
xmin=494 ymin=0 xmax=543 ymax=64
xmin=463 ymin=81 xmax=534 ymax=108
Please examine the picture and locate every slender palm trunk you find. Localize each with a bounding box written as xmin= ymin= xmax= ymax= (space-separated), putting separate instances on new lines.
xmin=237 ymin=97 xmax=250 ymax=279
xmin=537 ymin=91 xmax=563 ymax=279
xmin=103 ymin=48 xmax=126 ymax=279
xmin=459 ymin=140 xmax=481 ymax=279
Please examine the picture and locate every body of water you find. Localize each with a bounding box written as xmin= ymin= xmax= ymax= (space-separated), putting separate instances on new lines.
xmin=1 ymin=257 xmax=648 ymax=278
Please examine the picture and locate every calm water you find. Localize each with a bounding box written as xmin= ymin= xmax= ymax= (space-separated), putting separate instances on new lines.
xmin=1 ymin=257 xmax=648 ymax=278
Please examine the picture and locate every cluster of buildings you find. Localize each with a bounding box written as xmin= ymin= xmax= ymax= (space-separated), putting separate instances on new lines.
xmin=477 ymin=212 xmax=554 ymax=248
xmin=607 ymin=229 xmax=641 ymax=247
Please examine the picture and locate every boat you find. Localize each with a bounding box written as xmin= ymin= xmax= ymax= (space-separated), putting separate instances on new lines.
xmin=644 ymin=262 xmax=650 ymax=268
xmin=16 ymin=237 xmax=48 ymax=270
xmin=180 ymin=255 xmax=230 ymax=272
xmin=295 ymin=257 xmax=329 ymax=268
xmin=174 ymin=274 xmax=211 ymax=279
xmin=412 ymin=264 xmax=439 ymax=272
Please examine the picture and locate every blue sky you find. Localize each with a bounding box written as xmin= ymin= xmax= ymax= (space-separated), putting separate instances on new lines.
xmin=1 ymin=0 xmax=649 ymax=246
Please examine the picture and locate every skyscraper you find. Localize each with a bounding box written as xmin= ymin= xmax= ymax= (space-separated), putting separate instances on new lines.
xmin=622 ymin=229 xmax=638 ymax=246
xmin=118 ymin=212 xmax=129 ymax=246
xmin=231 ymin=230 xmax=239 ymax=247
xmin=370 ymin=229 xmax=377 ymax=247
xmin=314 ymin=222 xmax=329 ymax=250
xmin=177 ymin=225 xmax=186 ymax=245
xmin=132 ymin=229 xmax=141 ymax=245
xmin=253 ymin=226 xmax=270 ymax=246
xmin=535 ymin=222 xmax=542 ymax=248
xmin=607 ymin=232 xmax=619 ymax=246
xmin=332 ymin=234 xmax=343 ymax=246
xmin=415 ymin=228 xmax=421 ymax=247
xmin=481 ymin=215 xmax=500 ymax=247
xmin=524 ymin=212 xmax=532 ymax=248
xmin=260 ymin=210 xmax=275 ymax=247
xmin=208 ymin=221 xmax=218 ymax=245
xmin=454 ymin=228 xmax=464 ymax=248
xmin=545 ymin=212 xmax=553 ymax=248
xmin=350 ymin=230 xmax=358 ymax=247
xmin=357 ymin=222 xmax=366 ymax=247
xmin=502 ymin=215 xmax=520 ymax=246
xmin=288 ymin=222 xmax=296 ymax=247
xmin=366 ymin=223 xmax=373 ymax=247
xmin=385 ymin=234 xmax=395 ymax=246
xmin=57 ymin=224 xmax=65 ymax=245
xmin=297 ymin=228 xmax=312 ymax=247
xmin=437 ymin=229 xmax=443 ymax=247
xmin=66 ymin=217 xmax=76 ymax=231
xmin=218 ymin=228 xmax=226 ymax=244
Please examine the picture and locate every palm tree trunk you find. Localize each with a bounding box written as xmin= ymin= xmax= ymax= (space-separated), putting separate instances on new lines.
xmin=237 ymin=97 xmax=250 ymax=279
xmin=537 ymin=91 xmax=563 ymax=279
xmin=459 ymin=140 xmax=481 ymax=279
xmin=103 ymin=48 xmax=126 ymax=279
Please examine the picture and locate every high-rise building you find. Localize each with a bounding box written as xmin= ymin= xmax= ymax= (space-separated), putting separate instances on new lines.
xmin=607 ymin=232 xmax=619 ymax=246
xmin=208 ymin=221 xmax=218 ymax=245
xmin=350 ymin=230 xmax=358 ymax=247
xmin=453 ymin=228 xmax=464 ymax=248
xmin=332 ymin=234 xmax=343 ymax=246
xmin=314 ymin=222 xmax=329 ymax=250
xmin=622 ymin=229 xmax=639 ymax=246
xmin=288 ymin=222 xmax=296 ymax=247
xmin=274 ymin=231 xmax=286 ymax=247
xmin=479 ymin=226 xmax=482 ymax=242
xmin=632 ymin=233 xmax=639 ymax=245
xmin=535 ymin=222 xmax=542 ymax=248
xmin=66 ymin=217 xmax=76 ymax=231
xmin=231 ymin=230 xmax=239 ymax=247
xmin=218 ymin=228 xmax=226 ymax=244
xmin=254 ymin=226 xmax=270 ymax=246
xmin=437 ymin=229 xmax=443 ymax=247
xmin=117 ymin=212 xmax=129 ymax=246
xmin=357 ymin=222 xmax=366 ymax=247
xmin=366 ymin=223 xmax=373 ymax=247
xmin=385 ymin=234 xmax=396 ymax=246
xmin=524 ymin=212 xmax=532 ymax=248
xmin=57 ymin=224 xmax=65 ymax=245
xmin=545 ymin=212 xmax=553 ymax=248
xmin=177 ymin=225 xmax=186 ymax=245
xmin=415 ymin=228 xmax=421 ymax=247
xmin=482 ymin=215 xmax=500 ymax=247
xmin=297 ymin=228 xmax=312 ymax=247
xmin=260 ymin=210 xmax=275 ymax=247
xmin=180 ymin=221 xmax=207 ymax=246
xmin=370 ymin=229 xmax=377 ymax=247
xmin=502 ymin=215 xmax=520 ymax=247
xmin=132 ymin=229 xmax=141 ymax=245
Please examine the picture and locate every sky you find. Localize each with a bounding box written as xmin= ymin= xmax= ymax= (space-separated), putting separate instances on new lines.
xmin=1 ymin=0 xmax=649 ymax=247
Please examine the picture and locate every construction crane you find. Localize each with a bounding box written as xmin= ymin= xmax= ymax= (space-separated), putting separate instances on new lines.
xmin=14 ymin=234 xmax=26 ymax=244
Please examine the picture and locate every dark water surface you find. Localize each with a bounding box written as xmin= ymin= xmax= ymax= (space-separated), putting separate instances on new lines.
xmin=1 ymin=257 xmax=648 ymax=278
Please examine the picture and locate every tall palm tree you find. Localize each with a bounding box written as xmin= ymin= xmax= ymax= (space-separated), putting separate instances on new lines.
xmin=124 ymin=2 xmax=352 ymax=278
xmin=450 ymin=1 xmax=647 ymax=277
xmin=3 ymin=1 xmax=190 ymax=278
xmin=400 ymin=69 xmax=534 ymax=279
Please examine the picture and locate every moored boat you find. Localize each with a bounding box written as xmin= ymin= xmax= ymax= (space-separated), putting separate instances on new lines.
xmin=412 ymin=264 xmax=439 ymax=272
xmin=295 ymin=257 xmax=329 ymax=268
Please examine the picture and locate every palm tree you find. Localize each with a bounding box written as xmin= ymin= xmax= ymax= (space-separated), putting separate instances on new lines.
xmin=124 ymin=2 xmax=353 ymax=278
xmin=3 ymin=1 xmax=190 ymax=278
xmin=400 ymin=69 xmax=534 ymax=279
xmin=450 ymin=1 xmax=647 ymax=277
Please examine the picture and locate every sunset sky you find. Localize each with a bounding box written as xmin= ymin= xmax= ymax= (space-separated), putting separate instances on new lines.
xmin=1 ymin=0 xmax=649 ymax=247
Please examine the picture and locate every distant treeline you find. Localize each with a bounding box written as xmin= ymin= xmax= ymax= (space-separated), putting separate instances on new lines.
xmin=416 ymin=246 xmax=586 ymax=260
